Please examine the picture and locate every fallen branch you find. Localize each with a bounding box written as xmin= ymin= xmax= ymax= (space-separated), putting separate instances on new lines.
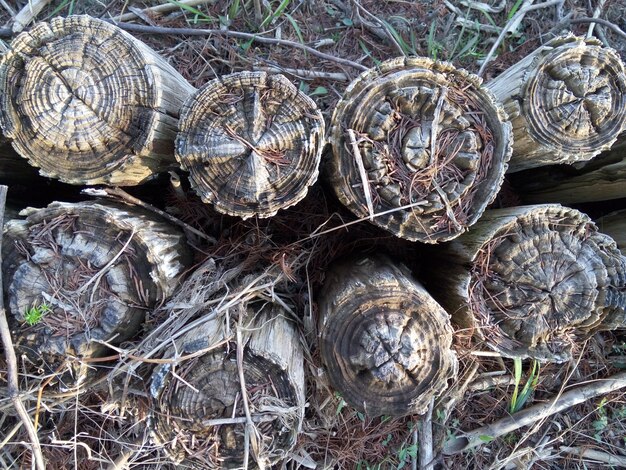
xmin=12 ymin=0 xmax=52 ymax=32
xmin=0 ymin=185 xmax=46 ymax=470
xmin=570 ymin=17 xmax=626 ymax=40
xmin=560 ymin=446 xmax=626 ymax=466
xmin=113 ymin=0 xmax=216 ymax=22
xmin=443 ymin=371 xmax=626 ymax=455
xmin=110 ymin=22 xmax=368 ymax=71
xmin=418 ymin=398 xmax=435 ymax=470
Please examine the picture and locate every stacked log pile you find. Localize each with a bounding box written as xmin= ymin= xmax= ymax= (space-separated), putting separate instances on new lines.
xmin=0 ymin=14 xmax=625 ymax=470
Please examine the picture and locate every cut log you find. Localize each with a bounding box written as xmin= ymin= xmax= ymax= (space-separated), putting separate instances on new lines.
xmin=176 ymin=71 xmax=325 ymax=219
xmin=427 ymin=205 xmax=626 ymax=363
xmin=328 ymin=57 xmax=512 ymax=243
xmin=597 ymin=210 xmax=626 ymax=255
xmin=509 ymin=141 xmax=626 ymax=203
xmin=0 ymin=15 xmax=195 ymax=186
xmin=149 ymin=303 xmax=305 ymax=468
xmin=2 ymin=201 xmax=191 ymax=390
xmin=317 ymin=255 xmax=457 ymax=416
xmin=486 ymin=34 xmax=626 ymax=173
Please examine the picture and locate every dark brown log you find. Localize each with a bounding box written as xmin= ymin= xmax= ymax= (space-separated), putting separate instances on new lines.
xmin=176 ymin=71 xmax=325 ymax=219
xmin=317 ymin=255 xmax=457 ymax=416
xmin=509 ymin=141 xmax=626 ymax=203
xmin=487 ymin=34 xmax=626 ymax=172
xmin=328 ymin=57 xmax=512 ymax=243
xmin=149 ymin=302 xmax=305 ymax=468
xmin=0 ymin=15 xmax=195 ymax=186
xmin=427 ymin=205 xmax=626 ymax=363
xmin=597 ymin=210 xmax=626 ymax=255
xmin=2 ymin=201 xmax=191 ymax=390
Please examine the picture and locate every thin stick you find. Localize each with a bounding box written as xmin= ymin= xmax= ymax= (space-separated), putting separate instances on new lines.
xmin=254 ymin=65 xmax=349 ymax=81
xmin=109 ymin=21 xmax=368 ymax=71
xmin=570 ymin=17 xmax=626 ymax=40
xmin=443 ymin=371 xmax=626 ymax=455
xmin=0 ymin=185 xmax=46 ymax=470
xmin=236 ymin=316 xmax=257 ymax=469
xmin=113 ymin=0 xmax=216 ymax=22
xmin=82 ymin=187 xmax=217 ymax=244
xmin=12 ymin=0 xmax=53 ymax=32
xmin=418 ymin=398 xmax=435 ymax=470
xmin=477 ymin=0 xmax=564 ymax=76
xmin=586 ymin=0 xmax=606 ymax=38
xmin=347 ymin=129 xmax=375 ymax=221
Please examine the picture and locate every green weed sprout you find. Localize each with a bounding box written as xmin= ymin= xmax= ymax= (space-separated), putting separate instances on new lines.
xmin=510 ymin=358 xmax=540 ymax=413
xmin=24 ymin=302 xmax=52 ymax=326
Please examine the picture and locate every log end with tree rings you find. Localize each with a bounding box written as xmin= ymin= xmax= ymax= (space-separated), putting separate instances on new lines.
xmin=176 ymin=71 xmax=325 ymax=219
xmin=1 ymin=201 xmax=191 ymax=389
xmin=328 ymin=56 xmax=512 ymax=243
xmin=487 ymin=34 xmax=626 ymax=172
xmin=317 ymin=255 xmax=457 ymax=416
xmin=0 ymin=15 xmax=195 ymax=186
xmin=149 ymin=306 xmax=305 ymax=468
xmin=460 ymin=205 xmax=626 ymax=362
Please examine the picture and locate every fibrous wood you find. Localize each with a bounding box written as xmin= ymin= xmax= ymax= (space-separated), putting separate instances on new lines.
xmin=428 ymin=205 xmax=626 ymax=363
xmin=0 ymin=15 xmax=195 ymax=186
xmin=149 ymin=302 xmax=305 ymax=468
xmin=176 ymin=71 xmax=325 ymax=219
xmin=509 ymin=141 xmax=626 ymax=203
xmin=2 ymin=201 xmax=191 ymax=389
xmin=328 ymin=56 xmax=512 ymax=243
xmin=487 ymin=34 xmax=626 ymax=172
xmin=318 ymin=255 xmax=457 ymax=416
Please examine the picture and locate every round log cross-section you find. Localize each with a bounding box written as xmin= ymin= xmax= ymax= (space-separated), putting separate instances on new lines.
xmin=318 ymin=255 xmax=457 ymax=416
xmin=149 ymin=305 xmax=305 ymax=468
xmin=328 ymin=57 xmax=511 ymax=243
xmin=487 ymin=34 xmax=626 ymax=172
xmin=176 ymin=71 xmax=325 ymax=219
xmin=428 ymin=205 xmax=626 ymax=363
xmin=0 ymin=15 xmax=195 ymax=186
xmin=2 ymin=201 xmax=191 ymax=389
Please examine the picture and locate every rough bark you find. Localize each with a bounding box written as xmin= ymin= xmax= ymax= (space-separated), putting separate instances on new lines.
xmin=597 ymin=209 xmax=626 ymax=255
xmin=317 ymin=255 xmax=457 ymax=416
xmin=176 ymin=71 xmax=325 ymax=219
xmin=509 ymin=141 xmax=626 ymax=203
xmin=149 ymin=304 xmax=305 ymax=468
xmin=427 ymin=205 xmax=626 ymax=363
xmin=2 ymin=201 xmax=191 ymax=390
xmin=486 ymin=34 xmax=626 ymax=173
xmin=0 ymin=15 xmax=195 ymax=186
xmin=328 ymin=56 xmax=512 ymax=243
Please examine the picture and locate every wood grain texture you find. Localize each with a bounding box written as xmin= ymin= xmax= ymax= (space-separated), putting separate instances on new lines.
xmin=427 ymin=205 xmax=626 ymax=363
xmin=328 ymin=56 xmax=511 ymax=243
xmin=318 ymin=255 xmax=457 ymax=416
xmin=597 ymin=210 xmax=626 ymax=255
xmin=149 ymin=304 xmax=305 ymax=468
xmin=2 ymin=201 xmax=191 ymax=389
xmin=176 ymin=71 xmax=325 ymax=219
xmin=487 ymin=34 xmax=626 ymax=172
xmin=0 ymin=15 xmax=195 ymax=186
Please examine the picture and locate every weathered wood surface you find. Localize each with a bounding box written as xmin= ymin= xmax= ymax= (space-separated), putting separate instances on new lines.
xmin=149 ymin=303 xmax=305 ymax=468
xmin=597 ymin=209 xmax=626 ymax=255
xmin=426 ymin=205 xmax=626 ymax=363
xmin=176 ymin=71 xmax=325 ymax=219
xmin=2 ymin=201 xmax=191 ymax=389
xmin=328 ymin=56 xmax=511 ymax=243
xmin=509 ymin=139 xmax=626 ymax=203
xmin=0 ymin=15 xmax=195 ymax=186
xmin=487 ymin=34 xmax=626 ymax=173
xmin=318 ymin=255 xmax=457 ymax=416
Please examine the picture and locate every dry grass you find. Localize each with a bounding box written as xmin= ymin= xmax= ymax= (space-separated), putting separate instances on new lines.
xmin=1 ymin=1 xmax=626 ymax=469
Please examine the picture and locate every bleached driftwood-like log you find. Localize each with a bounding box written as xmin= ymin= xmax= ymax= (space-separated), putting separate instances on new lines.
xmin=176 ymin=71 xmax=325 ymax=219
xmin=149 ymin=304 xmax=305 ymax=468
xmin=328 ymin=57 xmax=512 ymax=243
xmin=509 ymin=141 xmax=626 ymax=203
xmin=597 ymin=210 xmax=626 ymax=255
xmin=317 ymin=255 xmax=457 ymax=416
xmin=0 ymin=15 xmax=195 ymax=186
xmin=2 ymin=201 xmax=191 ymax=389
xmin=427 ymin=205 xmax=626 ymax=363
xmin=487 ymin=34 xmax=626 ymax=172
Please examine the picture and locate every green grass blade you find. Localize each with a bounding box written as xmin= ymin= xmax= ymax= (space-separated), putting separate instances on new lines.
xmin=507 ymin=0 xmax=525 ymax=20
xmin=166 ymin=0 xmax=212 ymax=21
xmin=510 ymin=357 xmax=522 ymax=413
xmin=261 ymin=0 xmax=291 ymax=29
xmin=228 ymin=0 xmax=241 ymax=20
xmin=285 ymin=13 xmax=304 ymax=45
